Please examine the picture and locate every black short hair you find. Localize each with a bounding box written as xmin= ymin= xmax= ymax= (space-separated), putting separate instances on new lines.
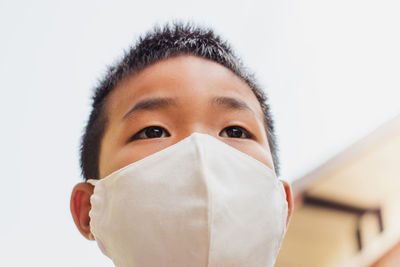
xmin=80 ymin=22 xmax=279 ymax=180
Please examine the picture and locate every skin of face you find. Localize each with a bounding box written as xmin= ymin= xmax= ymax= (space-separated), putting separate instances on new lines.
xmin=70 ymin=55 xmax=293 ymax=240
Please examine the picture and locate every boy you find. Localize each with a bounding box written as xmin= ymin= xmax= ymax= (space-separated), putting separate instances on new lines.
xmin=71 ymin=23 xmax=293 ymax=267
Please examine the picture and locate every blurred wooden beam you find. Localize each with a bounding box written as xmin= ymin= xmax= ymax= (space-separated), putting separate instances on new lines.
xmin=292 ymin=114 xmax=400 ymax=196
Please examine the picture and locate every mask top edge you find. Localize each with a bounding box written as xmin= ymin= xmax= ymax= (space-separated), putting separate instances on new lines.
xmin=89 ymin=132 xmax=277 ymax=184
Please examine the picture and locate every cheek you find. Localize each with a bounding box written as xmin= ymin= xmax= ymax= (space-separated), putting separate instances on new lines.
xmin=100 ymin=139 xmax=174 ymax=178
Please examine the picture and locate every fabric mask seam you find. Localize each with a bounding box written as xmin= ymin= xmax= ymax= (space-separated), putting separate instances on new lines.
xmin=196 ymin=136 xmax=213 ymax=267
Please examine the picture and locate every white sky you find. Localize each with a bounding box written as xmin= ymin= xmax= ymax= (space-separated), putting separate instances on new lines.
xmin=1 ymin=0 xmax=399 ymax=266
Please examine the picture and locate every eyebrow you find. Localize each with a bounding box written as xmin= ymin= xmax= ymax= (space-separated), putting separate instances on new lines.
xmin=122 ymin=96 xmax=254 ymax=120
xmin=122 ymin=97 xmax=178 ymax=120
xmin=211 ymin=96 xmax=254 ymax=114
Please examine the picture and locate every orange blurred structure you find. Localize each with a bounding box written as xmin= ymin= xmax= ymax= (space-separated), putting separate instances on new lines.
xmin=276 ymin=115 xmax=400 ymax=267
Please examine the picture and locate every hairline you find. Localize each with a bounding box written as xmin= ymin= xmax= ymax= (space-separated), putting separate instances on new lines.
xmin=81 ymin=24 xmax=280 ymax=180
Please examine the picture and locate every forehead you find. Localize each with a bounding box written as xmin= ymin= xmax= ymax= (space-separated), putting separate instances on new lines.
xmin=105 ymin=55 xmax=264 ymax=123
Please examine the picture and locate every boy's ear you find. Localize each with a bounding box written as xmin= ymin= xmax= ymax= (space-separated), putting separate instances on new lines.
xmin=70 ymin=182 xmax=95 ymax=240
xmin=280 ymin=180 xmax=294 ymax=226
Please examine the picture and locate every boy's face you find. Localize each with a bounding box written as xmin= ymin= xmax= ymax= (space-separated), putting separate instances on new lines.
xmin=71 ymin=55 xmax=293 ymax=241
xmin=99 ymin=55 xmax=274 ymax=178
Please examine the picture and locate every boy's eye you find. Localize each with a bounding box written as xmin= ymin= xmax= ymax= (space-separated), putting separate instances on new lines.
xmin=130 ymin=126 xmax=171 ymax=141
xmin=219 ymin=126 xmax=253 ymax=139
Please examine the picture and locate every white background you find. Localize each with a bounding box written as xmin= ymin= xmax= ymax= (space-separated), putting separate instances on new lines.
xmin=1 ymin=0 xmax=399 ymax=266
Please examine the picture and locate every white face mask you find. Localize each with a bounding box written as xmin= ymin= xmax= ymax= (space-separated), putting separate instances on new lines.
xmin=88 ymin=133 xmax=288 ymax=267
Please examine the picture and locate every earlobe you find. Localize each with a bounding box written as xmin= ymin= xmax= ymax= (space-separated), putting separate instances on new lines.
xmin=279 ymin=180 xmax=294 ymax=227
xmin=70 ymin=182 xmax=95 ymax=240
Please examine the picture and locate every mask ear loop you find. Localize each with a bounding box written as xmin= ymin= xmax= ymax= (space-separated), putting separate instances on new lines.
xmin=88 ymin=232 xmax=95 ymax=240
xmin=86 ymin=179 xmax=99 ymax=240
xmin=87 ymin=179 xmax=98 ymax=186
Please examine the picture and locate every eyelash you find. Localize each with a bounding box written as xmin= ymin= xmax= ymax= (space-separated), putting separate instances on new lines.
xmin=129 ymin=125 xmax=253 ymax=141
xmin=129 ymin=126 xmax=171 ymax=141
xmin=219 ymin=126 xmax=253 ymax=139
